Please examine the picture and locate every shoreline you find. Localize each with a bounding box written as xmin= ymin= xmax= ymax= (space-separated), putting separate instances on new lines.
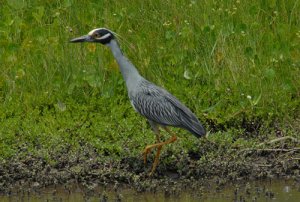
xmin=1 ymin=140 xmax=299 ymax=194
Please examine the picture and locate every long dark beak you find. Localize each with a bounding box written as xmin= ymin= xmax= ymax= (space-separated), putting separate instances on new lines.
xmin=70 ymin=35 xmax=92 ymax=43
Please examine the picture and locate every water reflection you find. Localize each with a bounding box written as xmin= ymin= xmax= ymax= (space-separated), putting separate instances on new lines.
xmin=0 ymin=180 xmax=299 ymax=202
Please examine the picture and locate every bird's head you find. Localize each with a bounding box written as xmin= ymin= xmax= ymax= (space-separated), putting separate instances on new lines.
xmin=70 ymin=28 xmax=115 ymax=45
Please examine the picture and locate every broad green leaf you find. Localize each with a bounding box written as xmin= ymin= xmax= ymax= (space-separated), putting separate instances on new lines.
xmin=7 ymin=0 xmax=26 ymax=9
xmin=264 ymin=68 xmax=276 ymax=79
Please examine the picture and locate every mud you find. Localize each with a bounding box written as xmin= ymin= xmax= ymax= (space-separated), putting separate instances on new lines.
xmin=0 ymin=138 xmax=299 ymax=195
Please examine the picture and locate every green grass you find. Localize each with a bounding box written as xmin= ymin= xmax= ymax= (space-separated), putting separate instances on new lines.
xmin=0 ymin=0 xmax=299 ymax=160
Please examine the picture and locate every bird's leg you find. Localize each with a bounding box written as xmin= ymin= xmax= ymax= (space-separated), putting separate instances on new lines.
xmin=143 ymin=130 xmax=177 ymax=176
xmin=163 ymin=127 xmax=177 ymax=138
xmin=143 ymin=122 xmax=161 ymax=164
xmin=143 ymin=130 xmax=161 ymax=164
xmin=156 ymin=132 xmax=161 ymax=143
xmin=146 ymin=134 xmax=177 ymax=176
xmin=149 ymin=145 xmax=162 ymax=176
xmin=148 ymin=127 xmax=178 ymax=175
xmin=143 ymin=135 xmax=177 ymax=156
xmin=143 ymin=122 xmax=177 ymax=176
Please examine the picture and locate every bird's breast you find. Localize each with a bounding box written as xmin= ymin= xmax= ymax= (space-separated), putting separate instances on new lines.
xmin=129 ymin=98 xmax=138 ymax=112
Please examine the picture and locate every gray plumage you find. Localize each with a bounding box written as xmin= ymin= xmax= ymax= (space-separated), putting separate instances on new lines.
xmin=107 ymin=36 xmax=205 ymax=137
xmin=70 ymin=28 xmax=206 ymax=137
xmin=129 ymin=79 xmax=205 ymax=137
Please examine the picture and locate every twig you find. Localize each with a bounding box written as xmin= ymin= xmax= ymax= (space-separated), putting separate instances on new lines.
xmin=254 ymin=164 xmax=272 ymax=167
xmin=258 ymin=136 xmax=300 ymax=147
xmin=240 ymin=148 xmax=300 ymax=153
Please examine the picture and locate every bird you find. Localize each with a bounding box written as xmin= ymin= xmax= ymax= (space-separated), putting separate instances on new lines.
xmin=70 ymin=28 xmax=206 ymax=176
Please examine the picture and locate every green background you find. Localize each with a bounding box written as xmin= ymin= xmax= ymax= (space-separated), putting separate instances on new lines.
xmin=0 ymin=0 xmax=299 ymax=160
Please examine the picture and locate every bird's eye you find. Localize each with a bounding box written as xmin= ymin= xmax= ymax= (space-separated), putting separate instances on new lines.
xmin=94 ymin=33 xmax=100 ymax=38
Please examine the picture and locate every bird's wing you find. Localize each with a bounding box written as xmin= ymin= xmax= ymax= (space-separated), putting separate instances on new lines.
xmin=131 ymin=87 xmax=181 ymax=126
xmin=164 ymin=91 xmax=205 ymax=134
xmin=130 ymin=80 xmax=205 ymax=137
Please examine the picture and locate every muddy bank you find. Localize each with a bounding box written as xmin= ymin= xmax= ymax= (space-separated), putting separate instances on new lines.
xmin=0 ymin=137 xmax=299 ymax=195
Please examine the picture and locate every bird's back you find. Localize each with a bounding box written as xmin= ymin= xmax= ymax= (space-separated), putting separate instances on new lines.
xmin=129 ymin=79 xmax=206 ymax=137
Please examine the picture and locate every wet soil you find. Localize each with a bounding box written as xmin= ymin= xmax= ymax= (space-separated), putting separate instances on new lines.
xmin=0 ymin=138 xmax=299 ymax=195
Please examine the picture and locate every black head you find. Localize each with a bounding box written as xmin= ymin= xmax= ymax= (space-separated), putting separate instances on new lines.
xmin=70 ymin=28 xmax=115 ymax=44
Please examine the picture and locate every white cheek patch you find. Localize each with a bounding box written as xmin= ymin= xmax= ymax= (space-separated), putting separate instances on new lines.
xmin=88 ymin=28 xmax=100 ymax=35
xmin=97 ymin=33 xmax=111 ymax=40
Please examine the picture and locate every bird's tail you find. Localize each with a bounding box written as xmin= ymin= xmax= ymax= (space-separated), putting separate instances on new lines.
xmin=180 ymin=113 xmax=206 ymax=138
xmin=186 ymin=121 xmax=206 ymax=138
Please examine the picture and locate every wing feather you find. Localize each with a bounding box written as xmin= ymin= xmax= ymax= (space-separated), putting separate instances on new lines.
xmin=129 ymin=80 xmax=205 ymax=137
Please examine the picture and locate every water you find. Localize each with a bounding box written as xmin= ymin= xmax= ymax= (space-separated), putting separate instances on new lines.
xmin=1 ymin=180 xmax=299 ymax=202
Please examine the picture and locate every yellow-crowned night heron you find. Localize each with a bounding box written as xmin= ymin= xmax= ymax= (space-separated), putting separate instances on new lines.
xmin=70 ymin=28 xmax=206 ymax=175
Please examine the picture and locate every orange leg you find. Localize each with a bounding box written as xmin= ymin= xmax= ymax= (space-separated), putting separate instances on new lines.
xmin=149 ymin=145 xmax=162 ymax=176
xmin=143 ymin=133 xmax=160 ymax=164
xmin=143 ymin=134 xmax=177 ymax=176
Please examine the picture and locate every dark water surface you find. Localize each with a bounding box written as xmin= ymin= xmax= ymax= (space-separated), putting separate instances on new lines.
xmin=1 ymin=180 xmax=299 ymax=202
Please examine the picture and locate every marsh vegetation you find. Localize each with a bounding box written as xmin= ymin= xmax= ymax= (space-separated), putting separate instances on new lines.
xmin=0 ymin=0 xmax=299 ymax=195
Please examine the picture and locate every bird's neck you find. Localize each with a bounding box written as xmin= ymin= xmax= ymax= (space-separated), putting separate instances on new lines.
xmin=106 ymin=39 xmax=141 ymax=87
